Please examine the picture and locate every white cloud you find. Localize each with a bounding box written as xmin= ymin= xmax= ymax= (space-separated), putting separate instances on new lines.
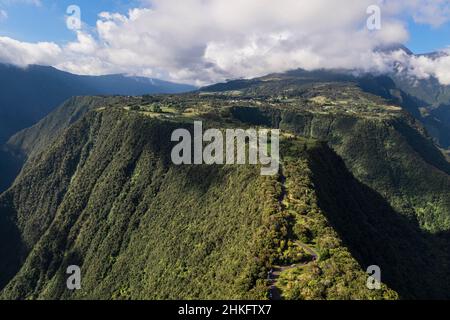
xmin=0 ymin=0 xmax=450 ymax=85
xmin=406 ymin=0 xmax=450 ymax=27
xmin=0 ymin=36 xmax=61 ymax=66
xmin=0 ymin=9 xmax=7 ymax=21
xmin=396 ymin=50 xmax=450 ymax=85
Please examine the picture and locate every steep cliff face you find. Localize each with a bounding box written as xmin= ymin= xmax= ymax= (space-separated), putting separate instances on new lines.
xmin=1 ymin=72 xmax=449 ymax=300
xmin=391 ymin=72 xmax=450 ymax=150
xmin=0 ymin=110 xmax=273 ymax=299
xmin=233 ymin=105 xmax=450 ymax=298
xmin=280 ymin=112 xmax=450 ymax=233
xmin=231 ymin=105 xmax=450 ymax=233
xmin=0 ymin=106 xmax=401 ymax=300
xmin=0 ymin=96 xmax=115 ymax=194
xmin=6 ymin=75 xmax=449 ymax=234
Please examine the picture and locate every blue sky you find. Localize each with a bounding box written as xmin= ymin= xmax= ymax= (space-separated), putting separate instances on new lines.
xmin=407 ymin=18 xmax=450 ymax=54
xmin=1 ymin=0 xmax=450 ymax=85
xmin=0 ymin=0 xmax=142 ymax=43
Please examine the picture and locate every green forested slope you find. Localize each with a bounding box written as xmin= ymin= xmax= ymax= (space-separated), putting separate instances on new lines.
xmin=7 ymin=76 xmax=449 ymax=235
xmin=274 ymin=111 xmax=450 ymax=233
xmin=1 ymin=110 xmax=272 ymax=299
xmin=1 ymin=71 xmax=449 ymax=300
xmin=0 ymin=96 xmax=116 ymax=193
xmin=0 ymin=107 xmax=397 ymax=300
xmin=8 ymin=96 xmax=120 ymax=158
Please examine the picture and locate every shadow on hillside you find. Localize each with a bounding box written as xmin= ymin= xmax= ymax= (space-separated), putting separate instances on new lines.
xmin=0 ymin=146 xmax=25 ymax=194
xmin=308 ymin=145 xmax=450 ymax=299
xmin=0 ymin=192 xmax=26 ymax=291
xmin=393 ymin=120 xmax=450 ymax=175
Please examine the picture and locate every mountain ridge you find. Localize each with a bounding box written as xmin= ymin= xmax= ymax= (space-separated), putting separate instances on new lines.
xmin=0 ymin=107 xmax=399 ymax=299
xmin=0 ymin=64 xmax=449 ymax=300
xmin=0 ymin=63 xmax=196 ymax=145
xmin=0 ymin=73 xmax=449 ymax=298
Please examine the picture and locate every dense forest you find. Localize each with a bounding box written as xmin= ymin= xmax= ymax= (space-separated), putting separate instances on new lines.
xmin=0 ymin=70 xmax=449 ymax=300
xmin=0 ymin=109 xmax=396 ymax=299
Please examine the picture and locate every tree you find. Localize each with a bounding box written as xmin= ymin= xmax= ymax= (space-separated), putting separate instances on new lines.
xmin=152 ymin=105 xmax=163 ymax=113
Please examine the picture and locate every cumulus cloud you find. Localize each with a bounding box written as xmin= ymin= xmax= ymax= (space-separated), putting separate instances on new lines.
xmin=385 ymin=0 xmax=450 ymax=27
xmin=393 ymin=50 xmax=450 ymax=85
xmin=0 ymin=37 xmax=61 ymax=65
xmin=0 ymin=0 xmax=450 ymax=85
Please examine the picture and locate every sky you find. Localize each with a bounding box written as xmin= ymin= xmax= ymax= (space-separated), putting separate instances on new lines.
xmin=0 ymin=0 xmax=450 ymax=85
xmin=407 ymin=18 xmax=450 ymax=54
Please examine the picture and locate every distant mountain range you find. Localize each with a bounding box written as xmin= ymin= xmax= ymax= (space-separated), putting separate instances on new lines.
xmin=0 ymin=63 xmax=196 ymax=144
xmin=202 ymin=46 xmax=450 ymax=153
xmin=386 ymin=49 xmax=450 ymax=151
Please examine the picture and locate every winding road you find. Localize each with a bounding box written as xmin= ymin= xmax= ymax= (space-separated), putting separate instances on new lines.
xmin=267 ymin=165 xmax=320 ymax=300
xmin=268 ymin=242 xmax=319 ymax=300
